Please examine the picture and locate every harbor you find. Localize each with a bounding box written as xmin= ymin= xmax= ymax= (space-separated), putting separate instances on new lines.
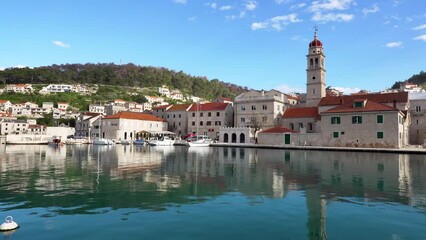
xmin=0 ymin=144 xmax=425 ymax=240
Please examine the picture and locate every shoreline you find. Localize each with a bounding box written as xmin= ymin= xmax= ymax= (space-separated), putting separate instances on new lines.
xmin=210 ymin=143 xmax=426 ymax=154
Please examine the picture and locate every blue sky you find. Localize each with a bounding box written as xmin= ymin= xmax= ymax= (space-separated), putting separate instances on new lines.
xmin=0 ymin=0 xmax=425 ymax=94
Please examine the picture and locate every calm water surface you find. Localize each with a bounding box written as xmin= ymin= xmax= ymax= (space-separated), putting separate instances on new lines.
xmin=0 ymin=145 xmax=425 ymax=240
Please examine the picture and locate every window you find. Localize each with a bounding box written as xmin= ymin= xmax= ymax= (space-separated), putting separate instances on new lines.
xmin=331 ymin=116 xmax=341 ymax=124
xmin=173 ymin=114 xmax=176 ymax=118
xmin=207 ymin=121 xmax=211 ymax=126
xmin=262 ymin=105 xmax=267 ymax=110
xmin=377 ymin=132 xmax=384 ymax=139
xmin=262 ymin=117 xmax=267 ymax=122
xmin=200 ymin=121 xmax=203 ymax=126
xmin=377 ymin=115 xmax=383 ymax=124
xmin=241 ymin=117 xmax=245 ymax=123
xmin=333 ymin=132 xmax=339 ymax=138
xmin=416 ymin=106 xmax=421 ymax=112
xmin=299 ymin=123 xmax=303 ymax=128
xmin=352 ymin=116 xmax=362 ymax=124
xmin=179 ymin=114 xmax=181 ymax=118
xmin=308 ymin=123 xmax=313 ymax=131
xmin=200 ymin=112 xmax=203 ymax=117
xmin=208 ymin=112 xmax=211 ymax=117
xmin=252 ymin=105 xmax=256 ymax=111
xmin=240 ymin=106 xmax=245 ymax=111
xmin=354 ymin=101 xmax=363 ymax=108
xmin=216 ymin=112 xmax=220 ymax=117
xmin=290 ymin=123 xmax=294 ymax=130
xmin=192 ymin=121 xmax=195 ymax=126
xmin=215 ymin=121 xmax=221 ymax=126
xmin=192 ymin=113 xmax=195 ymax=117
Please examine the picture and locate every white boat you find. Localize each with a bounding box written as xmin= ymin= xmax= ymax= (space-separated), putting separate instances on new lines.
xmin=148 ymin=136 xmax=174 ymax=146
xmin=121 ymin=140 xmax=132 ymax=145
xmin=93 ymin=138 xmax=115 ymax=145
xmin=188 ymin=135 xmax=212 ymax=147
xmin=65 ymin=138 xmax=89 ymax=145
xmin=92 ymin=116 xmax=114 ymax=145
xmin=6 ymin=135 xmax=50 ymax=145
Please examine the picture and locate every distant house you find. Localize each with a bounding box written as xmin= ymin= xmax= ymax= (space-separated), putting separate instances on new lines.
xmin=281 ymin=107 xmax=320 ymax=133
xmin=89 ymin=104 xmax=105 ymax=115
xmin=101 ymin=112 xmax=168 ymax=141
xmin=187 ymin=102 xmax=234 ymax=140
xmin=164 ymin=104 xmax=192 ymax=136
xmin=0 ymin=100 xmax=12 ymax=111
xmin=257 ymin=126 xmax=298 ymax=145
xmin=5 ymin=84 xmax=33 ymax=93
xmin=39 ymin=84 xmax=72 ymax=94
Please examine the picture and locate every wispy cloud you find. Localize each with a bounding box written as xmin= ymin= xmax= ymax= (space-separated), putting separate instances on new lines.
xmin=312 ymin=12 xmax=353 ymax=23
xmin=244 ymin=1 xmax=257 ymax=11
xmin=412 ymin=24 xmax=426 ymax=30
xmin=173 ymin=0 xmax=187 ymax=4
xmin=251 ymin=14 xmax=302 ymax=31
xmin=188 ymin=16 xmax=196 ymax=21
xmin=206 ymin=2 xmax=217 ymax=9
xmin=275 ymin=84 xmax=305 ymax=94
xmin=53 ymin=41 xmax=70 ymax=48
xmin=308 ymin=0 xmax=354 ymax=12
xmin=291 ymin=35 xmax=308 ymax=41
xmin=290 ymin=3 xmax=307 ymax=10
xmin=362 ymin=4 xmax=379 ymax=16
xmin=275 ymin=0 xmax=292 ymax=4
xmin=385 ymin=41 xmax=402 ymax=48
xmin=220 ymin=5 xmax=232 ymax=11
xmin=334 ymin=86 xmax=361 ymax=94
xmin=414 ymin=34 xmax=426 ymax=42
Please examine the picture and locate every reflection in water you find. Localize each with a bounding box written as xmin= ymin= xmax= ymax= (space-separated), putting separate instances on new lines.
xmin=0 ymin=145 xmax=425 ymax=239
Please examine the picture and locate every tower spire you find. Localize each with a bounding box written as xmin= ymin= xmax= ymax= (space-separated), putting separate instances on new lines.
xmin=313 ymin=25 xmax=318 ymax=39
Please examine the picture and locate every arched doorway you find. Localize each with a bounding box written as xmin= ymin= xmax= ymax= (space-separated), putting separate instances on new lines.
xmin=240 ymin=133 xmax=245 ymax=143
xmin=232 ymin=133 xmax=237 ymax=143
xmin=224 ymin=133 xmax=229 ymax=143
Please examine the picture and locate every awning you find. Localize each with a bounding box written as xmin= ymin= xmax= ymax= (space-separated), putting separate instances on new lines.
xmin=147 ymin=130 xmax=176 ymax=135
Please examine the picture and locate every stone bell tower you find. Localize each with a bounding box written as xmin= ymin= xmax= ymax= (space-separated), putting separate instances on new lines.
xmin=306 ymin=27 xmax=326 ymax=107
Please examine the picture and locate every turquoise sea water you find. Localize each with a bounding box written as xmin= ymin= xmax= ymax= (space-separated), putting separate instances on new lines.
xmin=0 ymin=145 xmax=425 ymax=240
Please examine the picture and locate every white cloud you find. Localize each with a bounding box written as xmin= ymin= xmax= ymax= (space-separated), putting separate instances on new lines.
xmin=309 ymin=0 xmax=354 ymax=12
xmin=275 ymin=0 xmax=292 ymax=4
xmin=414 ymin=34 xmax=426 ymax=42
xmin=312 ymin=12 xmax=353 ymax=22
xmin=251 ymin=14 xmax=302 ymax=31
xmin=334 ymin=86 xmax=361 ymax=94
xmin=206 ymin=2 xmax=217 ymax=9
xmin=188 ymin=16 xmax=196 ymax=21
xmin=220 ymin=5 xmax=232 ymax=11
xmin=362 ymin=4 xmax=379 ymax=16
xmin=385 ymin=41 xmax=402 ymax=48
xmin=291 ymin=35 xmax=308 ymax=41
xmin=275 ymin=84 xmax=305 ymax=94
xmin=251 ymin=22 xmax=268 ymax=30
xmin=53 ymin=40 xmax=70 ymax=48
xmin=226 ymin=15 xmax=237 ymax=20
xmin=412 ymin=24 xmax=426 ymax=30
xmin=244 ymin=1 xmax=257 ymax=11
xmin=173 ymin=0 xmax=187 ymax=4
xmin=290 ymin=3 xmax=307 ymax=10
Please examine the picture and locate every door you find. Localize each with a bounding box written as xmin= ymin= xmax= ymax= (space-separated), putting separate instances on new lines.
xmin=284 ymin=134 xmax=290 ymax=145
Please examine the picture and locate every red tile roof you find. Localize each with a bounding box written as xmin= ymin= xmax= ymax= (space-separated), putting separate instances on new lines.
xmin=103 ymin=112 xmax=165 ymax=122
xmin=152 ymin=105 xmax=171 ymax=110
xmin=283 ymin=107 xmax=320 ymax=119
xmin=319 ymin=92 xmax=408 ymax=106
xmin=285 ymin=94 xmax=300 ymax=100
xmin=323 ymin=100 xmax=399 ymax=114
xmin=0 ymin=100 xmax=10 ymax=104
xmin=260 ymin=126 xmax=298 ymax=134
xmin=166 ymin=104 xmax=192 ymax=111
xmin=188 ymin=102 xmax=229 ymax=111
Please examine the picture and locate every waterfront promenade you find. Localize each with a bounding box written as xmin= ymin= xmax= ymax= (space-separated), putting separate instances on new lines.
xmin=211 ymin=142 xmax=426 ymax=154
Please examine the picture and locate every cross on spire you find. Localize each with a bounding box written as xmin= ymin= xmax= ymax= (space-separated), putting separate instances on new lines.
xmin=313 ymin=25 xmax=318 ymax=38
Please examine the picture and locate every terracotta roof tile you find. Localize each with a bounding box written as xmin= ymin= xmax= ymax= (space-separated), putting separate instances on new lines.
xmin=319 ymin=92 xmax=408 ymax=106
xmin=323 ymin=100 xmax=398 ymax=113
xmin=166 ymin=104 xmax=192 ymax=111
xmin=103 ymin=111 xmax=165 ymax=122
xmin=152 ymin=105 xmax=171 ymax=110
xmin=260 ymin=126 xmax=298 ymax=134
xmin=188 ymin=102 xmax=229 ymax=111
xmin=283 ymin=107 xmax=319 ymax=119
xmin=0 ymin=100 xmax=10 ymax=103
